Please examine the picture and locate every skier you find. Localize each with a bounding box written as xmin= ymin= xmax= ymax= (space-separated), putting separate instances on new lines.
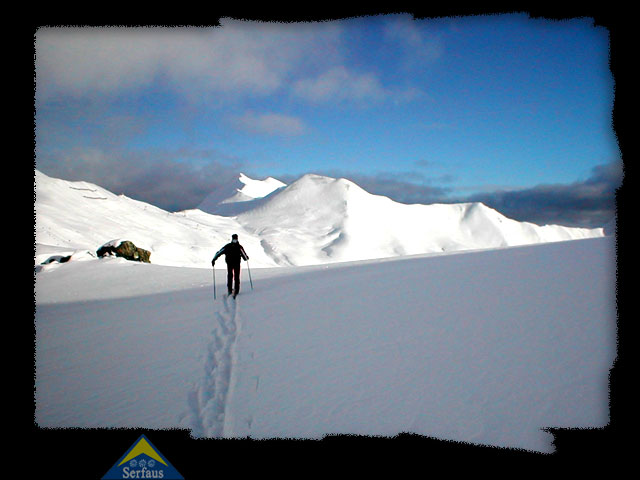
xmin=212 ymin=234 xmax=249 ymax=298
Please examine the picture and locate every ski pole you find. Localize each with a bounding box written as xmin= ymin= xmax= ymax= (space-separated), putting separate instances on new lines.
xmin=247 ymin=260 xmax=253 ymax=290
xmin=212 ymin=264 xmax=217 ymax=300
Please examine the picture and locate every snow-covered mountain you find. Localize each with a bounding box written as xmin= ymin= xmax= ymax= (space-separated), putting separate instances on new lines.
xmin=34 ymin=169 xmax=275 ymax=268
xmin=197 ymin=172 xmax=286 ymax=216
xmin=236 ymin=173 xmax=603 ymax=265
xmin=34 ymin=169 xmax=604 ymax=268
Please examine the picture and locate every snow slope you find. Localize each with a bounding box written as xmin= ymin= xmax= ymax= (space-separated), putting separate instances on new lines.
xmin=35 ymin=170 xmax=604 ymax=270
xmin=34 ymin=170 xmax=280 ymax=268
xmin=237 ymin=174 xmax=604 ymax=266
xmin=34 ymin=236 xmax=616 ymax=453
xmin=197 ymin=172 xmax=286 ymax=216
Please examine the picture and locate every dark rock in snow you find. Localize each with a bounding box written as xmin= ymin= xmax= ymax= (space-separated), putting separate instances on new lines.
xmin=97 ymin=240 xmax=151 ymax=263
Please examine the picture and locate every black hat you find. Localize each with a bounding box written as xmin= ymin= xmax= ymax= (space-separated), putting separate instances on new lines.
xmin=232 ymin=234 xmax=238 ymax=240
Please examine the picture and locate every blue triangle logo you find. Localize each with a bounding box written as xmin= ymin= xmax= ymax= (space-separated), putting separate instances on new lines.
xmin=102 ymin=435 xmax=184 ymax=479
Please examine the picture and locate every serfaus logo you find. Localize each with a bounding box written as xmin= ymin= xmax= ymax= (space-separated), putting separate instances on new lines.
xmin=102 ymin=435 xmax=184 ymax=479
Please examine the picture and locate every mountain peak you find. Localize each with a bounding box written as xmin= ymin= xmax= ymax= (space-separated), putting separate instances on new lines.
xmin=197 ymin=173 xmax=286 ymax=216
xmin=234 ymin=173 xmax=286 ymax=201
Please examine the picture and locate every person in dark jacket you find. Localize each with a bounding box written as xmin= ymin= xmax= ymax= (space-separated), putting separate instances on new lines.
xmin=212 ymin=234 xmax=249 ymax=297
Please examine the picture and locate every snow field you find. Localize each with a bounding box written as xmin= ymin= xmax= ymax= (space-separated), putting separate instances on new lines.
xmin=35 ymin=236 xmax=616 ymax=453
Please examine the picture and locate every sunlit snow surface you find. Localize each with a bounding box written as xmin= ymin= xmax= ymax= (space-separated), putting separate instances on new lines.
xmin=34 ymin=170 xmax=615 ymax=453
xmin=35 ymin=238 xmax=616 ymax=453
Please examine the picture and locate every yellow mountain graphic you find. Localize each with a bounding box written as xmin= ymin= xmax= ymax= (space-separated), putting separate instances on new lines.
xmin=118 ymin=437 xmax=168 ymax=467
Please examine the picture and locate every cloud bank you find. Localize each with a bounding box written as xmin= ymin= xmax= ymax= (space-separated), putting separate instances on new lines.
xmin=463 ymin=161 xmax=622 ymax=228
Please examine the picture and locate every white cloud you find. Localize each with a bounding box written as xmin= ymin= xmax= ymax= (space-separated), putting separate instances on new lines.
xmin=292 ymin=65 xmax=424 ymax=105
xmin=34 ymin=20 xmax=429 ymax=108
xmin=383 ymin=16 xmax=444 ymax=65
xmin=34 ymin=23 xmax=342 ymax=101
xmin=230 ymin=111 xmax=308 ymax=136
xmin=35 ymin=28 xmax=161 ymax=98
xmin=292 ymin=66 xmax=387 ymax=103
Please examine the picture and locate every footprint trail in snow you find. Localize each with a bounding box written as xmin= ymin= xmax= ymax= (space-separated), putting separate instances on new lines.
xmin=186 ymin=294 xmax=240 ymax=438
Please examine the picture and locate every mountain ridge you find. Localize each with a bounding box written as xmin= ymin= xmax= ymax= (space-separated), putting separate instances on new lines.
xmin=34 ymin=169 xmax=605 ymax=268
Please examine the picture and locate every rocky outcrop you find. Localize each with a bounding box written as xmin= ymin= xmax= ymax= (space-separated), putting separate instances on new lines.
xmin=97 ymin=240 xmax=151 ymax=263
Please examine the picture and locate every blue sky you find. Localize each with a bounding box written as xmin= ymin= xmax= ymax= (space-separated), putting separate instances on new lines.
xmin=35 ymin=14 xmax=621 ymax=227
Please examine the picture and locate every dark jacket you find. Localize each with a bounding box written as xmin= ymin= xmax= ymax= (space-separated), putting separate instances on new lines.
xmin=213 ymin=242 xmax=248 ymax=266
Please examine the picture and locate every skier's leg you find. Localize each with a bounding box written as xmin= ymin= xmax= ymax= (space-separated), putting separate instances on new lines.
xmin=233 ymin=264 xmax=241 ymax=295
xmin=227 ymin=265 xmax=233 ymax=295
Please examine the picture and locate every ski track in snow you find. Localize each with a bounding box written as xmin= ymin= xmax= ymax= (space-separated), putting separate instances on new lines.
xmin=187 ymin=294 xmax=241 ymax=438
